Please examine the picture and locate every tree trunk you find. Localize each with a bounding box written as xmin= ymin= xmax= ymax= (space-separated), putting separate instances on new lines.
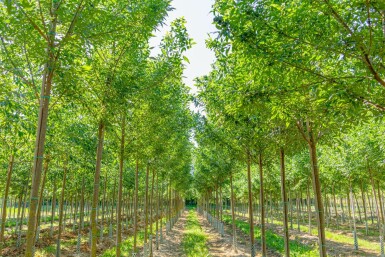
xmin=80 ymin=178 xmax=86 ymax=230
xmin=219 ymin=186 xmax=223 ymax=223
xmin=168 ymin=179 xmax=172 ymax=228
xmin=332 ymin=185 xmax=339 ymax=229
xmin=0 ymin=154 xmax=14 ymax=244
xmin=296 ymin=192 xmax=301 ymax=232
xmin=307 ymin=182 xmax=312 ymax=235
xmin=280 ymin=148 xmax=290 ymax=256
xmin=36 ymin=159 xmax=49 ymax=234
xmin=37 ymin=162 xmax=49 ymax=244
xmin=76 ymin=178 xmax=85 ymax=253
xmin=230 ymin=171 xmax=237 ymax=252
xmin=56 ymin=162 xmax=67 ymax=257
xmin=259 ymin=153 xmax=267 ymax=257
xmin=50 ymin=181 xmax=57 ymax=237
xmin=367 ymin=191 xmax=374 ymax=225
xmin=144 ymin=164 xmax=150 ymax=248
xmin=101 ymin=175 xmax=107 ymax=236
xmin=350 ymin=186 xmax=358 ymax=250
xmin=369 ymin=168 xmax=381 ymax=228
xmin=90 ymin=121 xmax=105 ymax=257
xmin=377 ymin=181 xmax=384 ymax=225
xmin=307 ymin=124 xmax=326 ymax=257
xmin=360 ymin=184 xmax=369 ymax=235
xmin=149 ymin=168 xmax=155 ymax=257
xmin=246 ymin=151 xmax=255 ymax=257
xmin=15 ymin=194 xmax=22 ymax=234
xmin=352 ymin=192 xmax=362 ymax=222
xmin=289 ymin=190 xmax=293 ymax=229
xmin=110 ymin=177 xmax=117 ymax=234
xmin=116 ymin=116 xmax=125 ymax=257
xmin=24 ymin=2 xmax=59 ymax=254
xmin=19 ymin=186 xmax=28 ymax=244
xmin=133 ymin=160 xmax=139 ymax=253
xmin=159 ymin=182 xmax=163 ymax=244
xmin=325 ymin=194 xmax=329 ymax=228
xmin=340 ymin=197 xmax=345 ymax=224
xmin=156 ymin=173 xmax=160 ymax=250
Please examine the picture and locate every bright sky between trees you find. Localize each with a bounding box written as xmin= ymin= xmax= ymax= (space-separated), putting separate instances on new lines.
xmin=150 ymin=0 xmax=216 ymax=95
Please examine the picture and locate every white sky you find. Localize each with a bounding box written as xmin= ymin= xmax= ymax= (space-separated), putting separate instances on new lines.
xmin=149 ymin=0 xmax=216 ymax=96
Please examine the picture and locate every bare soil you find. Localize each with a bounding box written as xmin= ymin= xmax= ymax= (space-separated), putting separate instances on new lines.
xmin=153 ymin=212 xmax=187 ymax=257
xmin=197 ymin=214 xmax=248 ymax=257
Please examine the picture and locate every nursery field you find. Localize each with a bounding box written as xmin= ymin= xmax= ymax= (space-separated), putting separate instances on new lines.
xmin=1 ymin=0 xmax=385 ymax=256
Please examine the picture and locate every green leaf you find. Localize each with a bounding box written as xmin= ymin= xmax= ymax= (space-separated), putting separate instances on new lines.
xmin=183 ymin=56 xmax=190 ymax=64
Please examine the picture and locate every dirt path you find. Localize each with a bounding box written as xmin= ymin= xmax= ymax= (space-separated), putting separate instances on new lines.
xmin=197 ymin=214 xmax=248 ymax=257
xmin=153 ymin=212 xmax=187 ymax=257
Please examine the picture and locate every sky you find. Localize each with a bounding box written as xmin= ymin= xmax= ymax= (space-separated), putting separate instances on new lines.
xmin=149 ymin=0 xmax=216 ymax=96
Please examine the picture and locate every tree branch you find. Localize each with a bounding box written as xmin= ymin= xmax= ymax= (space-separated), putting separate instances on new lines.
xmin=320 ymin=0 xmax=385 ymax=88
xmin=17 ymin=5 xmax=48 ymax=41
xmin=56 ymin=0 xmax=86 ymax=59
xmin=296 ymin=120 xmax=310 ymax=144
xmin=0 ymin=37 xmax=39 ymax=101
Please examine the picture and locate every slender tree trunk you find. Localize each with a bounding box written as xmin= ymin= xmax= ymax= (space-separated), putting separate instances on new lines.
xmin=101 ymin=175 xmax=107 ymax=236
xmin=369 ymin=168 xmax=381 ymax=228
xmin=246 ymin=151 xmax=255 ymax=257
xmin=50 ymin=182 xmax=57 ymax=237
xmin=133 ymin=160 xmax=139 ymax=253
xmin=377 ymin=181 xmax=384 ymax=225
xmin=289 ymin=190 xmax=293 ymax=229
xmin=350 ymin=186 xmax=358 ymax=250
xmin=0 ymin=154 xmax=14 ymax=244
xmin=80 ymin=179 xmax=86 ymax=230
xmin=16 ymin=194 xmax=22 ymax=234
xmin=353 ymin=192 xmax=362 ymax=222
xmin=230 ymin=171 xmax=237 ymax=252
xmin=307 ymin=123 xmax=326 ymax=257
xmin=36 ymin=159 xmax=49 ymax=236
xmin=19 ymin=186 xmax=28 ymax=241
xmin=332 ymin=185 xmax=339 ymax=229
xmin=367 ymin=191 xmax=374 ymax=225
xmin=280 ymin=148 xmax=290 ymax=256
xmin=159 ymin=182 xmax=163 ymax=244
xmin=90 ymin=121 xmax=105 ymax=257
xmin=219 ymin=186 xmax=223 ymax=223
xmin=325 ymin=194 xmax=329 ymax=228
xmin=149 ymin=168 xmax=155 ymax=257
xmin=110 ymin=177 xmax=117 ymax=235
xmin=72 ymin=197 xmax=77 ymax=231
xmin=360 ymin=184 xmax=369 ymax=235
xmin=24 ymin=3 xmax=59 ymax=254
xmin=144 ymin=165 xmax=150 ymax=248
xmin=346 ymin=191 xmax=352 ymax=231
xmin=340 ymin=197 xmax=345 ymax=224
xmin=56 ymin=162 xmax=67 ymax=257
xmin=168 ymin=177 xmax=172 ymax=226
xmin=307 ymin=182 xmax=312 ymax=235
xmin=258 ymin=153 xmax=267 ymax=257
xmin=296 ymin=192 xmax=301 ymax=232
xmin=116 ymin=116 xmax=125 ymax=257
xmin=156 ymin=172 xmax=160 ymax=250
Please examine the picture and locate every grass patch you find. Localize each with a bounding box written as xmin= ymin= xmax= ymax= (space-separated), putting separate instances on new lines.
xmin=183 ymin=210 xmax=209 ymax=257
xmin=42 ymin=244 xmax=56 ymax=254
xmin=101 ymin=231 xmax=145 ymax=257
xmin=267 ymin=216 xmax=380 ymax=252
xmin=223 ymin=215 xmax=318 ymax=257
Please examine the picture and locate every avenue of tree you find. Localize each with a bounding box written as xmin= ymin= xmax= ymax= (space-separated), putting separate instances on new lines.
xmin=194 ymin=1 xmax=385 ymax=257
xmin=1 ymin=1 xmax=193 ymax=256
xmin=1 ymin=0 xmax=385 ymax=257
